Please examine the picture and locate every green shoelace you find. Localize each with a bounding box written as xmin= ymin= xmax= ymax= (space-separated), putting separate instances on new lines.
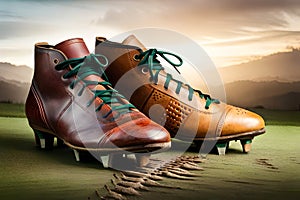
xmin=55 ymin=54 xmax=135 ymax=118
xmin=136 ymin=49 xmax=220 ymax=109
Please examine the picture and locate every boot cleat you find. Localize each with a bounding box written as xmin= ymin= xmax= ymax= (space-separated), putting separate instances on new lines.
xmin=34 ymin=130 xmax=54 ymax=150
xmin=95 ymin=35 xmax=266 ymax=154
xmin=215 ymin=142 xmax=228 ymax=155
xmin=99 ymin=153 xmax=150 ymax=169
xmin=73 ymin=149 xmax=80 ymax=162
xmin=240 ymin=139 xmax=253 ymax=153
xmin=99 ymin=155 xmax=111 ymax=168
xmin=213 ymin=138 xmax=253 ymax=155
xmin=34 ymin=129 xmax=66 ymax=149
xmin=25 ymin=38 xmax=171 ymax=166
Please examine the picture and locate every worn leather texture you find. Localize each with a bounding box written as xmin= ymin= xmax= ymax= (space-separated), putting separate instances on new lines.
xmin=95 ymin=37 xmax=265 ymax=140
xmin=25 ymin=38 xmax=170 ymax=150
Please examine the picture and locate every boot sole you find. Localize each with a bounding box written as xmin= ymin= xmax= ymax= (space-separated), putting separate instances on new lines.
xmin=64 ymin=140 xmax=171 ymax=153
xmin=176 ymin=128 xmax=265 ymax=142
xmin=33 ymin=128 xmax=171 ymax=167
xmin=33 ymin=128 xmax=171 ymax=153
xmin=176 ymin=128 xmax=265 ymax=155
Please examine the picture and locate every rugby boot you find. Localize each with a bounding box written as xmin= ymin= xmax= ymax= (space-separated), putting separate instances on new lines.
xmin=25 ymin=38 xmax=171 ymax=167
xmin=95 ymin=35 xmax=265 ymax=155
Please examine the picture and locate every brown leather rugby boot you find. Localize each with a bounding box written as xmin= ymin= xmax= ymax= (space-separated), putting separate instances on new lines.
xmin=25 ymin=38 xmax=170 ymax=167
xmin=95 ymin=35 xmax=265 ymax=155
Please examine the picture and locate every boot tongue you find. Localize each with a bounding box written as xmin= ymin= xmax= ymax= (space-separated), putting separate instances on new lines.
xmin=122 ymin=35 xmax=147 ymax=51
xmin=55 ymin=38 xmax=90 ymax=59
xmin=56 ymin=38 xmax=123 ymax=119
xmin=55 ymin=38 xmax=103 ymax=86
xmin=122 ymin=34 xmax=168 ymax=77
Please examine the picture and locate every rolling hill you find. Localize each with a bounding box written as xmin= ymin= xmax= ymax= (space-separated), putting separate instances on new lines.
xmin=0 ymin=49 xmax=299 ymax=110
xmin=257 ymin=92 xmax=300 ymax=110
xmin=0 ymin=77 xmax=30 ymax=104
xmin=224 ymin=81 xmax=300 ymax=110
xmin=0 ymin=62 xmax=32 ymax=103
xmin=218 ymin=48 xmax=300 ymax=83
xmin=0 ymin=62 xmax=33 ymax=83
xmin=216 ymin=49 xmax=300 ymax=110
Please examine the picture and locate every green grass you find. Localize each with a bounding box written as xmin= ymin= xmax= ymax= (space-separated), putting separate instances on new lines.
xmin=0 ymin=117 xmax=113 ymax=200
xmin=0 ymin=117 xmax=299 ymax=200
xmin=0 ymin=104 xmax=299 ymax=199
xmin=250 ymin=108 xmax=300 ymax=126
xmin=0 ymin=103 xmax=25 ymax=118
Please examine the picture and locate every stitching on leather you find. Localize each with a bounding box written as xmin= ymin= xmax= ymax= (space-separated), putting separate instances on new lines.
xmin=215 ymin=106 xmax=231 ymax=137
xmin=165 ymin=97 xmax=192 ymax=133
xmin=127 ymin=49 xmax=133 ymax=63
xmin=147 ymin=90 xmax=193 ymax=134
xmin=55 ymin=82 xmax=73 ymax=125
xmin=31 ymin=82 xmax=52 ymax=131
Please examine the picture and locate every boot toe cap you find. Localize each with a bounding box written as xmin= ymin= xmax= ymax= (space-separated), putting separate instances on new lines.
xmin=222 ymin=106 xmax=265 ymax=136
xmin=101 ymin=118 xmax=171 ymax=150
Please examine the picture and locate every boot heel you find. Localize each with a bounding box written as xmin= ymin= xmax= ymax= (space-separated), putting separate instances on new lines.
xmin=33 ymin=130 xmax=54 ymax=150
xmin=240 ymin=139 xmax=252 ymax=153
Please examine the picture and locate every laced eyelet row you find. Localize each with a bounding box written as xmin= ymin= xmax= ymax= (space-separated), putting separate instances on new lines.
xmin=134 ymin=49 xmax=220 ymax=109
xmin=133 ymin=54 xmax=140 ymax=62
xmin=53 ymin=58 xmax=60 ymax=64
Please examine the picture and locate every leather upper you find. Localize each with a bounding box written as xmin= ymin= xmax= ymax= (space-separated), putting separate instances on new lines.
xmin=95 ymin=37 xmax=265 ymax=140
xmin=26 ymin=38 xmax=170 ymax=150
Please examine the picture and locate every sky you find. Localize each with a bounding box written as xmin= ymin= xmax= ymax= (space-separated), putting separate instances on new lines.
xmin=1 ymin=0 xmax=300 ymax=68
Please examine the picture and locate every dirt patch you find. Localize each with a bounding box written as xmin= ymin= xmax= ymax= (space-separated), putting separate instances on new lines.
xmin=256 ymin=158 xmax=279 ymax=170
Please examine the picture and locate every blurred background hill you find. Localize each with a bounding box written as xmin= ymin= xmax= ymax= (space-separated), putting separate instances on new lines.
xmin=0 ymin=49 xmax=299 ymax=110
xmin=218 ymin=48 xmax=300 ymax=110
xmin=0 ymin=62 xmax=32 ymax=103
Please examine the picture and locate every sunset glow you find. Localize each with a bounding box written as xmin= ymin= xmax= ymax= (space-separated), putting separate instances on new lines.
xmin=1 ymin=0 xmax=300 ymax=68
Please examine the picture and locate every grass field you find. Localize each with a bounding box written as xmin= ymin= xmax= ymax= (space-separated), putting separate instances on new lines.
xmin=0 ymin=103 xmax=26 ymax=118
xmin=0 ymin=103 xmax=299 ymax=199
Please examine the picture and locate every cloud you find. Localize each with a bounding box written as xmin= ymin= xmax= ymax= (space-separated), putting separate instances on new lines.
xmin=0 ymin=10 xmax=23 ymax=19
xmin=2 ymin=0 xmax=300 ymax=40
xmin=0 ymin=1 xmax=97 ymax=40
xmin=0 ymin=21 xmax=55 ymax=39
xmin=205 ymin=30 xmax=300 ymax=47
xmin=1 ymin=0 xmax=300 ymax=67
xmin=93 ymin=0 xmax=300 ymax=39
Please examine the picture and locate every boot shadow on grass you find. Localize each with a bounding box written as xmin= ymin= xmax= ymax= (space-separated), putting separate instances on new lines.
xmin=0 ymin=130 xmax=104 ymax=169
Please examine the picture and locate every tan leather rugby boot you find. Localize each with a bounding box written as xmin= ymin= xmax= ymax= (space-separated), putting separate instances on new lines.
xmin=25 ymin=38 xmax=170 ymax=167
xmin=95 ymin=35 xmax=265 ymax=155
